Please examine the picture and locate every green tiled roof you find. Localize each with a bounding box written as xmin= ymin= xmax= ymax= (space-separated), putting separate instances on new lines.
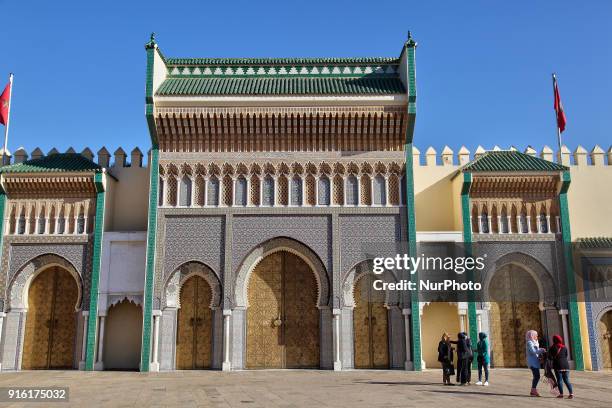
xmin=462 ymin=151 xmax=568 ymax=172
xmin=156 ymin=77 xmax=405 ymax=96
xmin=578 ymin=237 xmax=612 ymax=249
xmin=0 ymin=153 xmax=102 ymax=174
xmin=166 ymin=57 xmax=400 ymax=66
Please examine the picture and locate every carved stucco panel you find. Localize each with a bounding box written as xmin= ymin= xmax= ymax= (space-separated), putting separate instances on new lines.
xmin=339 ymin=214 xmax=402 ymax=280
xmin=2 ymin=241 xmax=91 ymax=311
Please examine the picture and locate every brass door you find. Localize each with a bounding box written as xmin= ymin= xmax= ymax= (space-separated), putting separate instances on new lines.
xmin=599 ymin=311 xmax=612 ymax=369
xmin=176 ymin=276 xmax=212 ymax=369
xmin=246 ymin=251 xmax=319 ymax=369
xmin=353 ymin=274 xmax=389 ymax=368
xmin=489 ymin=265 xmax=542 ymax=367
xmin=22 ymin=267 xmax=78 ymax=370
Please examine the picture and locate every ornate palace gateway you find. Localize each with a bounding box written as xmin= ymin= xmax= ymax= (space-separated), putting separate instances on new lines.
xmin=0 ymin=34 xmax=610 ymax=372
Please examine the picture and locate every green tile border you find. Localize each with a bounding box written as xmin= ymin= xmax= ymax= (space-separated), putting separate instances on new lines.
xmin=559 ymin=170 xmax=584 ymax=370
xmin=85 ymin=172 xmax=106 ymax=370
xmin=460 ymin=172 xmax=479 ymax=368
xmin=403 ymin=37 xmax=421 ymax=370
xmin=405 ymin=143 xmax=420 ymax=370
xmin=140 ymin=38 xmax=162 ymax=371
xmin=140 ymin=147 xmax=159 ymax=372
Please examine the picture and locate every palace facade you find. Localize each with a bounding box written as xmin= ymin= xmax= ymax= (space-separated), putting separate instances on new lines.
xmin=0 ymin=35 xmax=610 ymax=372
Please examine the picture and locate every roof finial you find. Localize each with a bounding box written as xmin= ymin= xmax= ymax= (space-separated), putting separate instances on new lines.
xmin=406 ymin=30 xmax=417 ymax=48
xmin=145 ymin=32 xmax=157 ymax=49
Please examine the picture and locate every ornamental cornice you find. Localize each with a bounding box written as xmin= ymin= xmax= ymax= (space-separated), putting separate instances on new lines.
xmin=2 ymin=174 xmax=97 ymax=197
xmin=158 ymin=206 xmax=403 ymax=217
xmin=4 ymin=234 xmax=91 ymax=245
xmin=155 ymin=105 xmax=404 ymax=116
xmin=166 ymin=64 xmax=399 ymax=77
xmin=472 ymin=234 xmax=559 ymax=242
xmin=470 ymin=174 xmax=560 ymax=197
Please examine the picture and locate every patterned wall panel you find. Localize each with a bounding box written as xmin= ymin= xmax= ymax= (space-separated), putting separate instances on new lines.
xmin=162 ymin=216 xmax=225 ymax=281
xmin=2 ymin=238 xmax=91 ymax=311
xmin=339 ymin=215 xmax=402 ymax=279
xmin=232 ymin=215 xmax=332 ymax=280
xmin=475 ymin=241 xmax=564 ymax=306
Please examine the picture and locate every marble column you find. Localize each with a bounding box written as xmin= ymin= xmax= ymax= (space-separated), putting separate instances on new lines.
xmin=559 ymin=309 xmax=572 ymax=363
xmin=94 ymin=315 xmax=106 ymax=371
xmin=222 ymin=309 xmax=232 ymax=371
xmin=78 ymin=311 xmax=89 ymax=370
xmin=0 ymin=312 xmax=6 ymax=371
xmin=402 ymin=308 xmax=413 ymax=370
xmin=150 ymin=310 xmax=162 ymax=372
xmin=332 ymin=308 xmax=341 ymax=371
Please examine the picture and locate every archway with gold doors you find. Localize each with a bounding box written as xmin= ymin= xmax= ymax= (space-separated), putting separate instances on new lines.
xmin=353 ymin=274 xmax=389 ymax=369
xmin=598 ymin=309 xmax=612 ymax=370
xmin=176 ymin=275 xmax=213 ymax=369
xmin=22 ymin=266 xmax=79 ymax=369
xmin=488 ymin=263 xmax=543 ymax=367
xmin=246 ymin=250 xmax=319 ymax=369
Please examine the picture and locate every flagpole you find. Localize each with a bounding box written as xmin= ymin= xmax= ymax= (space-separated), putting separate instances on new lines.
xmin=2 ymin=73 xmax=13 ymax=166
xmin=552 ymin=73 xmax=562 ymax=156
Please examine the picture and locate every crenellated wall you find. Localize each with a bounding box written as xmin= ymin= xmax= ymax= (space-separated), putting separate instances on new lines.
xmin=410 ymin=144 xmax=612 ymax=235
xmin=5 ymin=146 xmax=151 ymax=232
xmin=2 ymin=143 xmax=609 ymax=237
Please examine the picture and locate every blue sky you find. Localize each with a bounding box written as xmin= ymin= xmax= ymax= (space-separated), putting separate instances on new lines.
xmin=1 ymin=0 xmax=610 ymax=158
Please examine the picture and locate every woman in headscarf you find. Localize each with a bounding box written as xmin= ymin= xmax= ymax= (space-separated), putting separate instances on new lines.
xmin=548 ymin=334 xmax=574 ymax=399
xmin=526 ymin=330 xmax=546 ymax=397
xmin=437 ymin=332 xmax=455 ymax=385
xmin=476 ymin=332 xmax=489 ymax=386
xmin=450 ymin=332 xmax=470 ymax=385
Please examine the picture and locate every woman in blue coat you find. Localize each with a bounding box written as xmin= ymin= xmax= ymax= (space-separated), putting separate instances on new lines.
xmin=526 ymin=330 xmax=546 ymax=397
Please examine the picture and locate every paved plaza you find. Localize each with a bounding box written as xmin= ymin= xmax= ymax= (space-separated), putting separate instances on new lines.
xmin=0 ymin=369 xmax=610 ymax=407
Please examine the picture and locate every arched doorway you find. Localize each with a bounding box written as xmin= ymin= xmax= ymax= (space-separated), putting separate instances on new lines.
xmin=353 ymin=274 xmax=389 ymax=368
xmin=598 ymin=310 xmax=612 ymax=370
xmin=103 ymin=299 xmax=143 ymax=370
xmin=421 ymin=303 xmax=461 ymax=368
xmin=489 ymin=264 xmax=542 ymax=367
xmin=176 ymin=275 xmax=213 ymax=369
xmin=246 ymin=251 xmax=319 ymax=368
xmin=22 ymin=266 xmax=78 ymax=369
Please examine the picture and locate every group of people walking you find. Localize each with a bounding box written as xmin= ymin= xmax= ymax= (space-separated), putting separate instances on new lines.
xmin=526 ymin=330 xmax=574 ymax=399
xmin=438 ymin=330 xmax=575 ymax=399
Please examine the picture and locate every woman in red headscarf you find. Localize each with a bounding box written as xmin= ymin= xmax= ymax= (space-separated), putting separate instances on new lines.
xmin=548 ymin=335 xmax=574 ymax=399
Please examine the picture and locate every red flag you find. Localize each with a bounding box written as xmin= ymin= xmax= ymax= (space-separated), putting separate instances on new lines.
xmin=0 ymin=82 xmax=10 ymax=126
xmin=0 ymin=82 xmax=11 ymax=126
xmin=553 ymin=76 xmax=566 ymax=133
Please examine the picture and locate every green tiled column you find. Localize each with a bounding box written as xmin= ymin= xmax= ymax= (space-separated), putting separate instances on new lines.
xmin=140 ymin=147 xmax=159 ymax=372
xmin=460 ymin=173 xmax=478 ymax=367
xmin=140 ymin=37 xmax=161 ymax=372
xmin=85 ymin=172 xmax=106 ymax=370
xmin=559 ymin=170 xmax=584 ymax=370
xmin=403 ymin=34 xmax=421 ymax=370
xmin=405 ymin=142 xmax=421 ymax=371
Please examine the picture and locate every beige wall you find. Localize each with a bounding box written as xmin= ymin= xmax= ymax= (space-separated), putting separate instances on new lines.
xmin=411 ymin=146 xmax=612 ymax=238
xmin=421 ymin=302 xmax=461 ymax=368
xmin=103 ymin=300 xmax=143 ymax=370
xmin=413 ymin=165 xmax=461 ymax=231
xmin=107 ymin=163 xmax=150 ymax=231
xmin=567 ymin=165 xmax=612 ymax=239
